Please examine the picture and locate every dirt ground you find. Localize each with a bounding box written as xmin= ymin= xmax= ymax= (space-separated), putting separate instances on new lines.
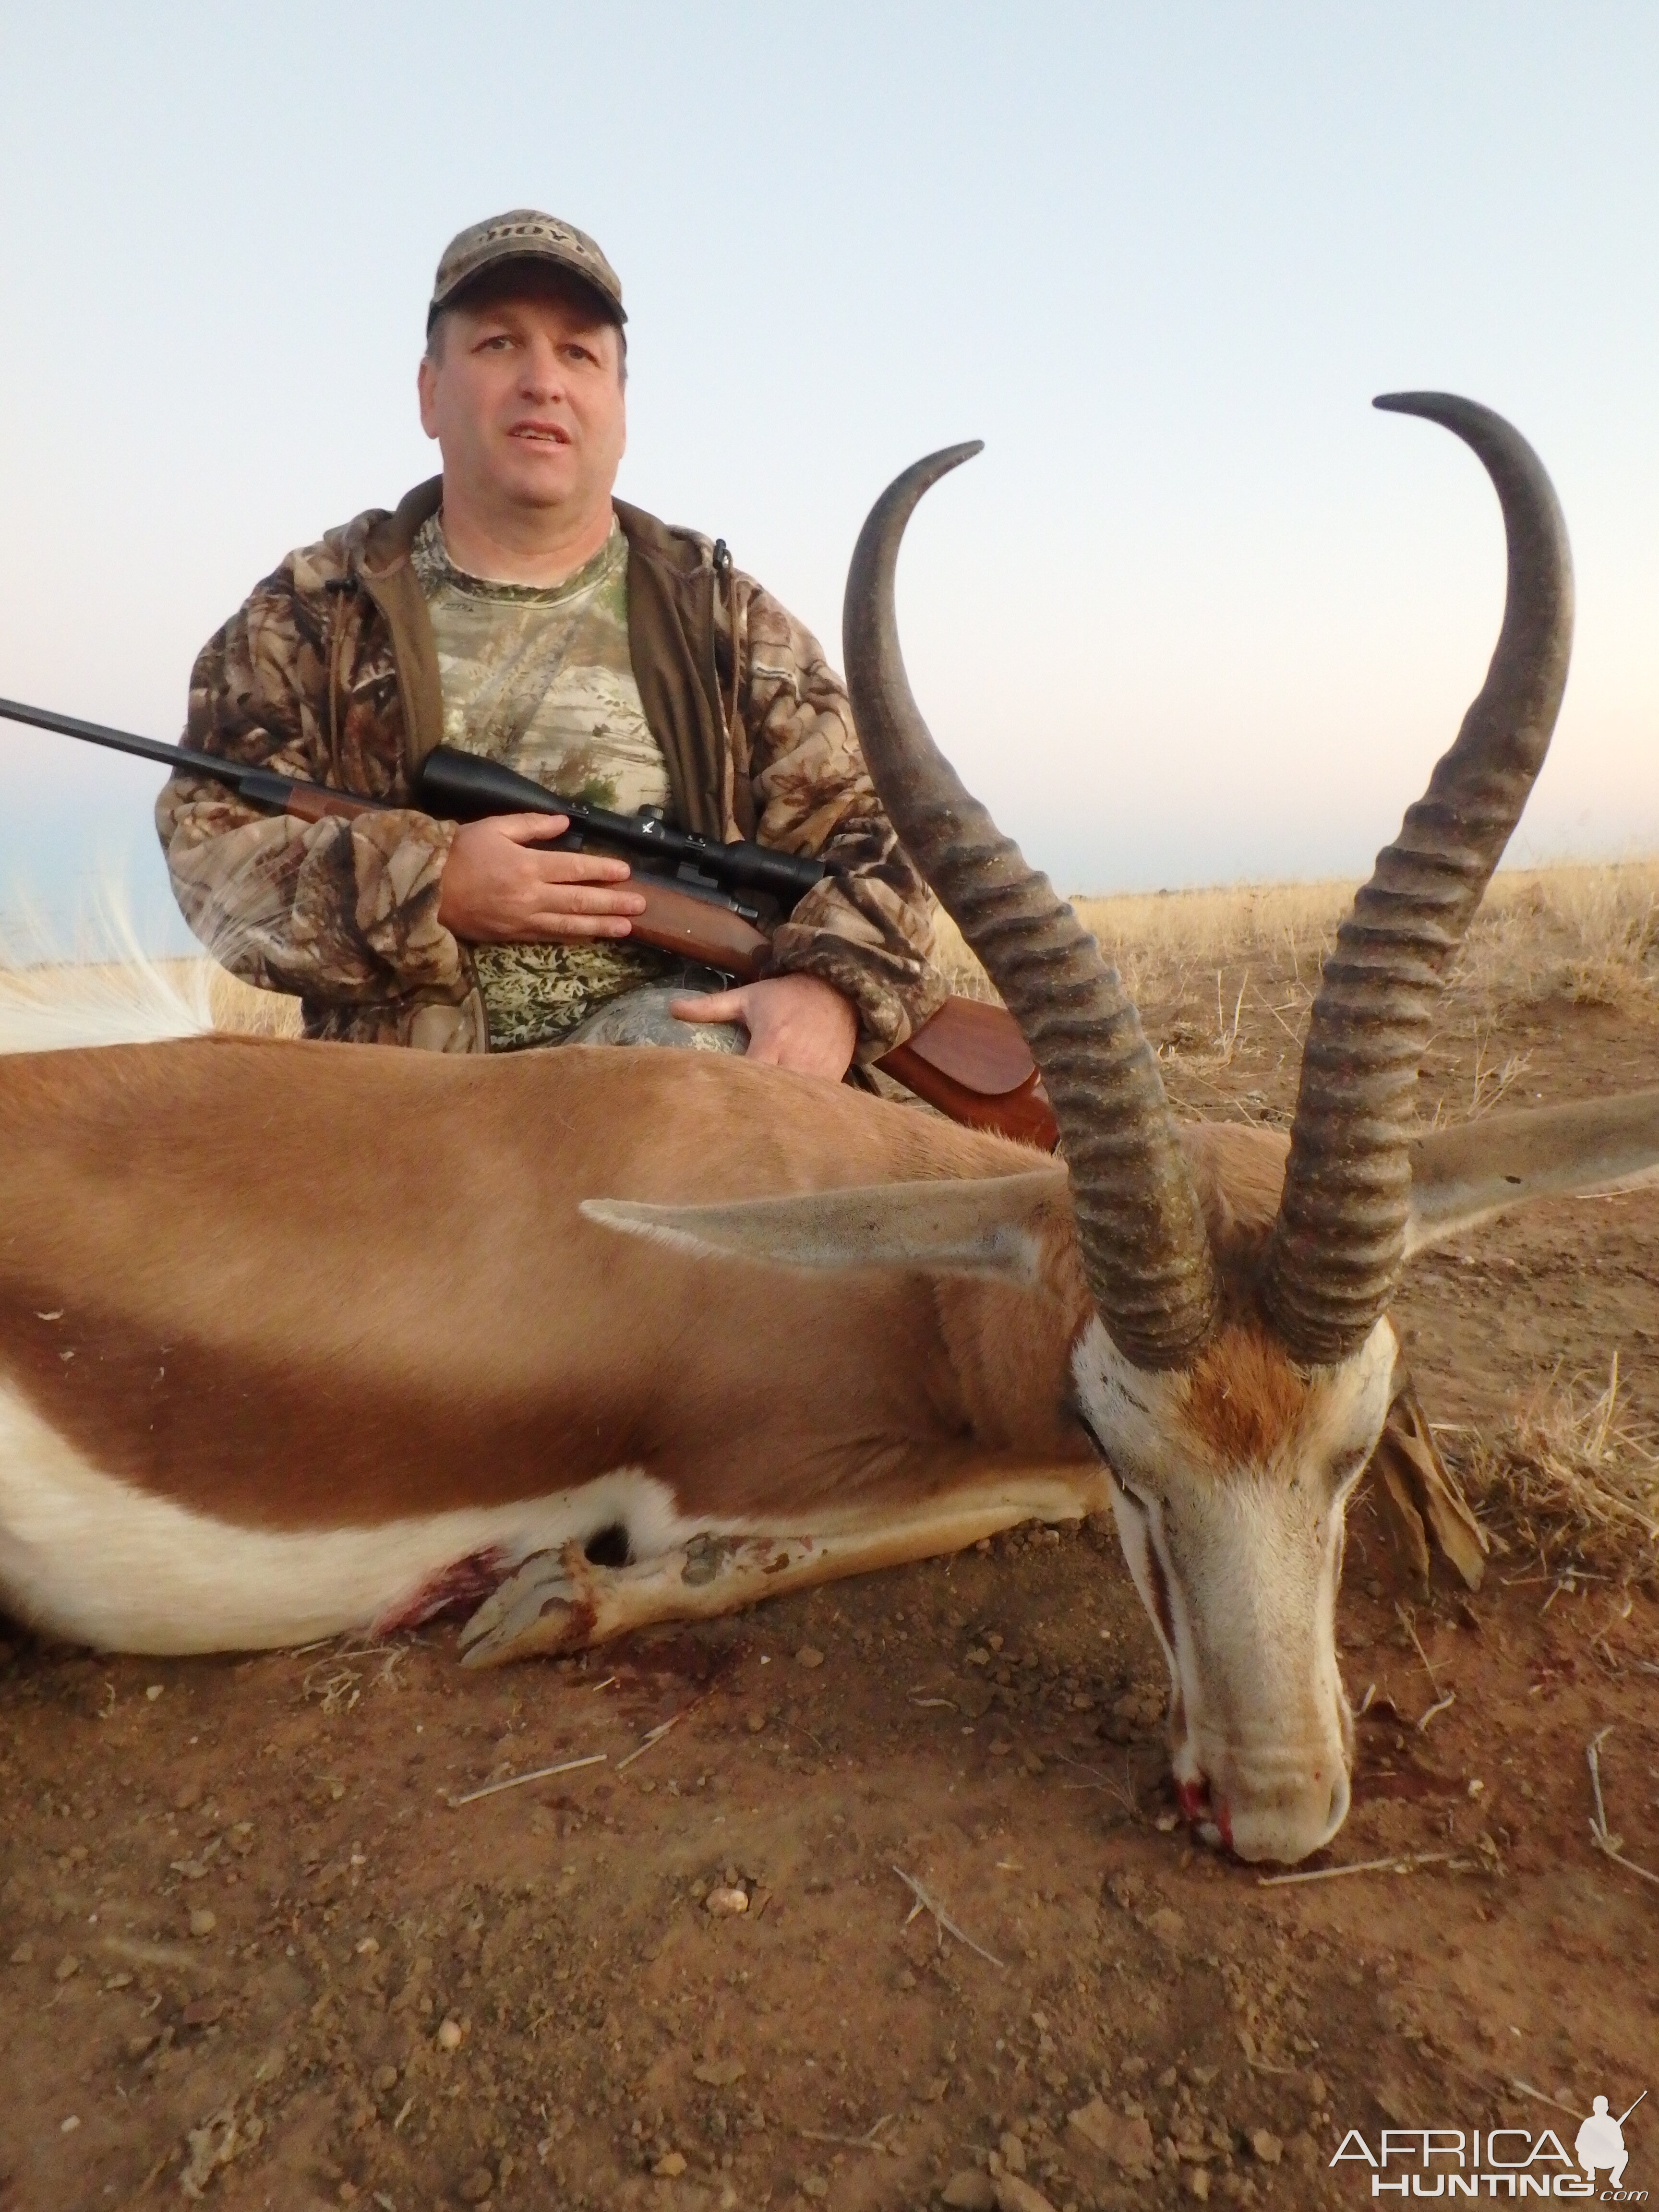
xmin=2 ymin=943 xmax=1656 ymax=2212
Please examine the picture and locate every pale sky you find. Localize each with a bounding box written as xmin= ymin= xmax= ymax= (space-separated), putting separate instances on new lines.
xmin=2 ymin=2 xmax=1656 ymax=945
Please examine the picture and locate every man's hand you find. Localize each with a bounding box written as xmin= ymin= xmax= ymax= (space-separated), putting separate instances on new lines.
xmin=671 ymin=973 xmax=858 ymax=1082
xmin=437 ymin=814 xmax=647 ymax=943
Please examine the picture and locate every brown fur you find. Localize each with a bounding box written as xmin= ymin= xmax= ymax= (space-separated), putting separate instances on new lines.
xmin=1181 ymin=1121 xmax=1290 ymax=1253
xmin=1180 ymin=1324 xmax=1311 ymax=1469
xmin=1170 ymin=1124 xmax=1308 ymax=1469
xmin=0 ymin=1038 xmax=1092 ymax=1531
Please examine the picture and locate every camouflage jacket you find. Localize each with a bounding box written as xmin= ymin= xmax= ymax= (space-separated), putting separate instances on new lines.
xmin=156 ymin=480 xmax=947 ymax=1054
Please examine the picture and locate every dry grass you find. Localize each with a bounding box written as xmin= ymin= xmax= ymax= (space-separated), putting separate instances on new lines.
xmin=932 ymin=859 xmax=1659 ymax=1025
xmin=193 ymin=962 xmax=302 ymax=1038
xmin=1452 ymin=1356 xmax=1659 ymax=1587
xmin=1452 ymin=862 xmax=1659 ymax=1011
xmin=1077 ymin=859 xmax=1659 ymax=1010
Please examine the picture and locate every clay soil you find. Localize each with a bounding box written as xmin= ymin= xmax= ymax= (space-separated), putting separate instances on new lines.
xmin=2 ymin=957 xmax=1656 ymax=2212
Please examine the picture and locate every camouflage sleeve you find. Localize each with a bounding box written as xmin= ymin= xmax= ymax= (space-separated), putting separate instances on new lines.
xmin=155 ymin=546 xmax=465 ymax=1006
xmin=737 ymin=580 xmax=947 ymax=1055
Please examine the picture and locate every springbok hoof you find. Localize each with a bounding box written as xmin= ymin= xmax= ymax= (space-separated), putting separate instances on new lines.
xmin=458 ymin=1546 xmax=596 ymax=1667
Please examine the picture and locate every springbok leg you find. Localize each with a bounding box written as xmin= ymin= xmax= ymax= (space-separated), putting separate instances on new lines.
xmin=457 ymin=1470 xmax=1111 ymax=1668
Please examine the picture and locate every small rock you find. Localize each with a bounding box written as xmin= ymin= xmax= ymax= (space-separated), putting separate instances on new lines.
xmin=1147 ymin=1908 xmax=1186 ymax=1946
xmin=693 ymin=2058 xmax=746 ymax=2087
xmin=54 ymin=1953 xmax=80 ymax=1982
xmin=60 ymin=2114 xmax=80 ymax=2134
xmin=436 ymin=2018 xmax=464 ymax=2051
xmin=653 ymin=2151 xmax=687 ymax=2177
xmin=746 ymin=1711 xmax=767 ymax=1732
xmin=941 ymin=2174 xmax=997 ymax=2211
xmin=801 ymin=2180 xmax=829 ymax=2202
xmin=795 ymin=1646 xmax=824 ymax=1669
xmin=373 ymin=2064 xmax=399 ymax=2092
xmin=1067 ymin=2100 xmax=1154 ymax=2173
xmin=998 ymin=2131 xmax=1027 ymax=2174
xmin=1302 ymin=2070 xmax=1327 ymax=2107
xmin=187 ymin=1909 xmax=216 ymax=1939
xmin=704 ymin=1886 xmax=748 ymax=1915
xmin=994 ymin=2178 xmax=1057 ymax=2212
xmin=1184 ymin=2167 xmax=1211 ymax=2200
xmin=173 ymin=1782 xmax=202 ymax=1811
xmin=125 ymin=2032 xmax=158 ymax=2060
xmin=1250 ymin=2129 xmax=1283 ymax=2165
xmin=145 ymin=1684 xmax=164 ymax=1701
xmin=8 ymin=1943 xmax=34 ymax=1965
xmin=457 ymin=2169 xmax=493 ymax=2203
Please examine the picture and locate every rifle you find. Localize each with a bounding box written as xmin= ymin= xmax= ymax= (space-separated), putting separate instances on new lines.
xmin=0 ymin=696 xmax=1058 ymax=1149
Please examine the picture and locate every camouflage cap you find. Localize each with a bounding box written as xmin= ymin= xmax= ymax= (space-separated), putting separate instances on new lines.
xmin=428 ymin=210 xmax=625 ymax=328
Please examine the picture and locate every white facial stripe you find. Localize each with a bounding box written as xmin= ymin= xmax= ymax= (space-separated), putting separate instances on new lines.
xmin=1105 ymin=1479 xmax=1173 ymax=1671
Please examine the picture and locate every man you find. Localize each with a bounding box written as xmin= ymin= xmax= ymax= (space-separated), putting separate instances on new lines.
xmin=158 ymin=210 xmax=944 ymax=1075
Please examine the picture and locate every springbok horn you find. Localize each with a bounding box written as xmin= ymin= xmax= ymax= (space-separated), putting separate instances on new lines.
xmin=842 ymin=444 xmax=1219 ymax=1370
xmin=1262 ymin=394 xmax=1574 ymax=1363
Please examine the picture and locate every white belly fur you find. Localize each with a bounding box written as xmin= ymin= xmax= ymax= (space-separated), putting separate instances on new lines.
xmin=0 ymin=1379 xmax=697 ymax=1655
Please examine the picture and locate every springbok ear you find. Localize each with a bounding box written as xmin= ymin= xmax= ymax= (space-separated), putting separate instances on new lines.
xmin=1405 ymin=1090 xmax=1659 ymax=1258
xmin=581 ymin=1166 xmax=1069 ymax=1285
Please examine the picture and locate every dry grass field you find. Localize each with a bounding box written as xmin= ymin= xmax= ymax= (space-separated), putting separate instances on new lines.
xmin=0 ymin=864 xmax=1656 ymax=2212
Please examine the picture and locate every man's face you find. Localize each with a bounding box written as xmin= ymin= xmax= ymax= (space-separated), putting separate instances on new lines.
xmin=417 ymin=275 xmax=626 ymax=520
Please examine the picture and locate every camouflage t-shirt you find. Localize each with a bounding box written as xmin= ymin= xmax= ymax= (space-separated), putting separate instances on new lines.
xmin=411 ymin=511 xmax=679 ymax=1049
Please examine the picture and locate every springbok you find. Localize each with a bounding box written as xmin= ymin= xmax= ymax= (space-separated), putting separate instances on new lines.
xmin=0 ymin=394 xmax=1654 ymax=1864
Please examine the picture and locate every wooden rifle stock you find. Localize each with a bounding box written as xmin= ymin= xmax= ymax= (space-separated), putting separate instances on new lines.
xmin=879 ymin=1009 xmax=1058 ymax=1150
xmin=0 ymin=694 xmax=1059 ymax=1152
xmin=614 ymin=884 xmax=1058 ymax=1150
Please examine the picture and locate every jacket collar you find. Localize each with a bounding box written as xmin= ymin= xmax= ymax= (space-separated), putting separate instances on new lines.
xmin=357 ymin=476 xmax=444 ymax=581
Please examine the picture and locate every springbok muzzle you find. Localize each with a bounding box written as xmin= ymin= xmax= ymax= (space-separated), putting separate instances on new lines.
xmin=1106 ymin=1452 xmax=1360 ymax=1865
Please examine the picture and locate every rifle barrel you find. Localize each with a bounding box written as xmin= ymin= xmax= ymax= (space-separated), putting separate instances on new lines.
xmin=0 ymin=695 xmax=253 ymax=788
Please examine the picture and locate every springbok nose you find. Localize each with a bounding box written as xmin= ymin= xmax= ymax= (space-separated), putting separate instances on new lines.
xmin=1323 ymin=1762 xmax=1352 ymax=1839
xmin=1224 ymin=1763 xmax=1351 ymax=1865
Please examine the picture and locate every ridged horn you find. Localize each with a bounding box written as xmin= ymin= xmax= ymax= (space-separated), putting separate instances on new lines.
xmin=1262 ymin=394 xmax=1574 ymax=1363
xmin=842 ymin=444 xmax=1219 ymax=1370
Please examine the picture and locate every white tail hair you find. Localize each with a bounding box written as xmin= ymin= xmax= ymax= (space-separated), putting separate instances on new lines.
xmin=0 ymin=879 xmax=221 ymax=1054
